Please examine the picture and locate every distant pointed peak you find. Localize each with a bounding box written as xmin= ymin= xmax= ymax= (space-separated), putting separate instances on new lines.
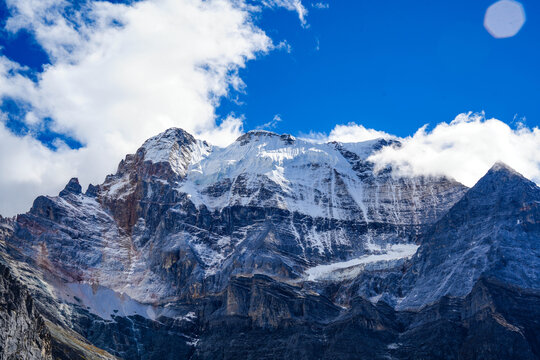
xmin=467 ymin=161 xmax=537 ymax=198
xmin=488 ymin=161 xmax=519 ymax=174
xmin=480 ymin=161 xmax=529 ymax=183
xmin=59 ymin=177 xmax=82 ymax=197
xmin=85 ymin=184 xmax=100 ymax=197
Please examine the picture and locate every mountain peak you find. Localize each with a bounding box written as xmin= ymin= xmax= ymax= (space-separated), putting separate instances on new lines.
xmin=487 ymin=161 xmax=521 ymax=176
xmin=415 ymin=160 xmax=539 ymax=240
xmin=140 ymin=127 xmax=197 ymax=163
xmin=59 ymin=177 xmax=82 ymax=197
xmin=399 ymin=161 xmax=540 ymax=310
xmin=470 ymin=161 xmax=536 ymax=197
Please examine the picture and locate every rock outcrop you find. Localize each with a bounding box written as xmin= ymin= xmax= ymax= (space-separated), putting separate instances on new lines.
xmin=0 ymin=261 xmax=51 ymax=360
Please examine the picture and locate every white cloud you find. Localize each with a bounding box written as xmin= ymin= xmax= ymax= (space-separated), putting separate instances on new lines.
xmin=368 ymin=113 xmax=540 ymax=187
xmin=303 ymin=115 xmax=540 ymax=188
xmin=197 ymin=115 xmax=244 ymax=146
xmin=0 ymin=0 xmax=304 ymax=216
xmin=0 ymin=124 xmax=80 ymax=216
xmin=275 ymin=40 xmax=292 ymax=53
xmin=327 ymin=123 xmax=393 ymax=143
xmin=263 ymin=0 xmax=308 ymax=26
xmin=312 ymin=2 xmax=329 ymax=9
xmin=299 ymin=122 xmax=392 ymax=143
xmin=5 ymin=0 xmax=86 ymax=60
xmin=257 ymin=114 xmax=283 ymax=130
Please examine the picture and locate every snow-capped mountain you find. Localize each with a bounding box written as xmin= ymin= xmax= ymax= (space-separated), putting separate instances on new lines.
xmin=0 ymin=128 xmax=538 ymax=359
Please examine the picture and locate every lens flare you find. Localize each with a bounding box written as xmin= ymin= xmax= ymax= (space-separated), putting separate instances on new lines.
xmin=484 ymin=0 xmax=526 ymax=38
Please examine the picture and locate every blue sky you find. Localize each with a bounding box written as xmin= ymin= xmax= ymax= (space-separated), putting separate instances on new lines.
xmin=217 ymin=0 xmax=540 ymax=137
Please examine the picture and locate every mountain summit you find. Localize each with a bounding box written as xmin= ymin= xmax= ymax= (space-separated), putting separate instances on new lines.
xmin=399 ymin=162 xmax=540 ymax=309
xmin=0 ymin=129 xmax=538 ymax=359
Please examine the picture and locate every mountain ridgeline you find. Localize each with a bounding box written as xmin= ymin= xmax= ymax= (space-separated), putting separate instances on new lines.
xmin=0 ymin=128 xmax=538 ymax=359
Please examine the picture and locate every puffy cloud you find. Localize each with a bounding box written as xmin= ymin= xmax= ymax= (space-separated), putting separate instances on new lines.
xmin=300 ymin=122 xmax=395 ymax=143
xmin=0 ymin=124 xmax=80 ymax=216
xmin=368 ymin=113 xmax=540 ymax=187
xmin=328 ymin=123 xmax=393 ymax=143
xmin=305 ymin=115 xmax=539 ymax=188
xmin=0 ymin=0 xmax=303 ymax=216
xmin=312 ymin=122 xmax=392 ymax=143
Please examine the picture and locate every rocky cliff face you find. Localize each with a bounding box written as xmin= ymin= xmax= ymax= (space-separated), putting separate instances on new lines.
xmin=1 ymin=128 xmax=538 ymax=359
xmin=0 ymin=218 xmax=118 ymax=360
xmin=398 ymin=162 xmax=540 ymax=309
xmin=0 ymin=260 xmax=51 ymax=360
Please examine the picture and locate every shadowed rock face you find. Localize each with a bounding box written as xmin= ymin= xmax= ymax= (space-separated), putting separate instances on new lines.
xmin=391 ymin=278 xmax=540 ymax=360
xmin=0 ymin=261 xmax=51 ymax=360
xmin=1 ymin=128 xmax=539 ymax=359
xmin=192 ymin=277 xmax=540 ymax=360
xmin=398 ymin=162 xmax=540 ymax=309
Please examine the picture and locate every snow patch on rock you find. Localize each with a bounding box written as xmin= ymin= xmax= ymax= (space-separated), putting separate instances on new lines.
xmin=304 ymin=243 xmax=419 ymax=281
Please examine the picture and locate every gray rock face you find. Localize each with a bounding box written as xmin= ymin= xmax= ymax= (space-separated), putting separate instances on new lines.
xmin=391 ymin=278 xmax=540 ymax=360
xmin=0 ymin=261 xmax=51 ymax=360
xmin=59 ymin=178 xmax=83 ymax=197
xmin=1 ymin=128 xmax=539 ymax=359
xmin=0 ymin=218 xmax=118 ymax=360
xmin=398 ymin=162 xmax=540 ymax=309
xmin=191 ymin=276 xmax=540 ymax=360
